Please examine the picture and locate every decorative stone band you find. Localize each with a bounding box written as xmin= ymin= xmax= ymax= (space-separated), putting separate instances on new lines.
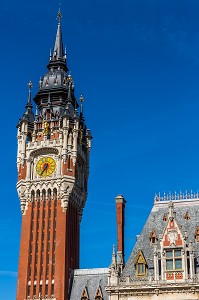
xmin=119 ymin=273 xmax=199 ymax=286
xmin=26 ymin=297 xmax=55 ymax=300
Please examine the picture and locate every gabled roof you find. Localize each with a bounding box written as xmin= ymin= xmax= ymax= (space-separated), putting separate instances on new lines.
xmin=69 ymin=268 xmax=109 ymax=300
xmin=122 ymin=198 xmax=199 ymax=278
xmin=134 ymin=249 xmax=147 ymax=266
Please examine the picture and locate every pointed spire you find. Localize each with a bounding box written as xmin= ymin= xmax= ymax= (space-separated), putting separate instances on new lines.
xmin=110 ymin=245 xmax=117 ymax=269
xmin=52 ymin=10 xmax=64 ymax=60
xmin=26 ymin=81 xmax=33 ymax=109
xmin=47 ymin=10 xmax=68 ymax=71
xmin=21 ymin=81 xmax=34 ymax=126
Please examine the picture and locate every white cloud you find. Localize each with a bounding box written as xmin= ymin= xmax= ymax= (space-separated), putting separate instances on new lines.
xmin=0 ymin=271 xmax=17 ymax=277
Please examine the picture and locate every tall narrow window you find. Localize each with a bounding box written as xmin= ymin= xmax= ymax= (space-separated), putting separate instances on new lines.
xmin=51 ymin=284 xmax=54 ymax=295
xmin=33 ymin=285 xmax=36 ymax=296
xmin=48 ymin=188 xmax=51 ymax=200
xmin=31 ymin=190 xmax=35 ymax=202
xmin=68 ymin=155 xmax=71 ymax=169
xmin=27 ymin=285 xmax=30 ymax=296
xmin=53 ymin=188 xmax=57 ymax=200
xmin=42 ymin=189 xmax=46 ymax=201
xmin=36 ymin=190 xmax=40 ymax=200
xmin=45 ymin=285 xmax=48 ymax=296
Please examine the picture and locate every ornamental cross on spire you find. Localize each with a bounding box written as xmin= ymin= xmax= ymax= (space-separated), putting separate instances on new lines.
xmin=57 ymin=10 xmax=62 ymax=24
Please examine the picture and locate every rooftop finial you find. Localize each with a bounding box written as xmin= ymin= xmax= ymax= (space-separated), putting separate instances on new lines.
xmin=57 ymin=9 xmax=62 ymax=24
xmin=79 ymin=94 xmax=84 ymax=115
xmin=67 ymin=74 xmax=73 ymax=102
xmin=27 ymin=81 xmax=33 ymax=106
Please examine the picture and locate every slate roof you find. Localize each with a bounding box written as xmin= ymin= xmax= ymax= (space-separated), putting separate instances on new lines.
xmin=69 ymin=268 xmax=109 ymax=300
xmin=122 ymin=198 xmax=199 ymax=278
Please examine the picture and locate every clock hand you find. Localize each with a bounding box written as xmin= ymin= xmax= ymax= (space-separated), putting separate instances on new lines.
xmin=40 ymin=163 xmax=48 ymax=175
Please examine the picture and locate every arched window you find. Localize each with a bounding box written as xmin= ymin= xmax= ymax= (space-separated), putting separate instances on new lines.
xmin=53 ymin=188 xmax=57 ymax=200
xmin=31 ymin=190 xmax=35 ymax=202
xmin=47 ymin=188 xmax=51 ymax=200
xmin=42 ymin=189 xmax=46 ymax=201
xmin=36 ymin=190 xmax=40 ymax=200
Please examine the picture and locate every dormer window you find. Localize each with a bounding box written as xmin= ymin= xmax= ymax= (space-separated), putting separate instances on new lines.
xmin=81 ymin=287 xmax=89 ymax=300
xmin=149 ymin=230 xmax=158 ymax=244
xmin=95 ymin=287 xmax=103 ymax=300
xmin=134 ymin=250 xmax=147 ymax=277
xmin=163 ymin=213 xmax=167 ymax=222
xmin=195 ymin=226 xmax=199 ymax=242
xmin=184 ymin=211 xmax=190 ymax=220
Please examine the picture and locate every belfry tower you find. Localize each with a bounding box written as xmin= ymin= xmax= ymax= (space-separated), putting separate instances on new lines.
xmin=16 ymin=12 xmax=92 ymax=300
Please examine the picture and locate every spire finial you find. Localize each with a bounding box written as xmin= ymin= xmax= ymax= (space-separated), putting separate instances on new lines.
xmin=27 ymin=81 xmax=33 ymax=106
xmin=79 ymin=94 xmax=84 ymax=115
xmin=67 ymin=74 xmax=73 ymax=102
xmin=57 ymin=9 xmax=62 ymax=24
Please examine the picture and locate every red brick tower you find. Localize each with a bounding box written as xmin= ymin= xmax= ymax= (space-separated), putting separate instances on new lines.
xmin=16 ymin=12 xmax=92 ymax=300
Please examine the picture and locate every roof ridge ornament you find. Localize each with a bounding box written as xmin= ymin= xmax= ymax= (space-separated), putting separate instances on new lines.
xmin=154 ymin=190 xmax=199 ymax=203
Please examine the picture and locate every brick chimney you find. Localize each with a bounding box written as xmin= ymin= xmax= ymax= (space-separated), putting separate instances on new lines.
xmin=115 ymin=194 xmax=126 ymax=270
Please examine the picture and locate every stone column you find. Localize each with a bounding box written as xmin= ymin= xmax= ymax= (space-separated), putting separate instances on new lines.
xmin=189 ymin=242 xmax=195 ymax=280
xmin=26 ymin=159 xmax=31 ymax=180
xmin=153 ymin=247 xmax=159 ymax=281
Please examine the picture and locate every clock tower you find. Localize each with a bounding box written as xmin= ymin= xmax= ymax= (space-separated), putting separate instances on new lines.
xmin=16 ymin=12 xmax=92 ymax=300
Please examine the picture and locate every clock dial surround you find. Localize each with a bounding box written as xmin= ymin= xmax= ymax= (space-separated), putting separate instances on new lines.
xmin=36 ymin=156 xmax=56 ymax=177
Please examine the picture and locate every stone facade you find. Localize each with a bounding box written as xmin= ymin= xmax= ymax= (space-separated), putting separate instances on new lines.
xmin=106 ymin=195 xmax=199 ymax=300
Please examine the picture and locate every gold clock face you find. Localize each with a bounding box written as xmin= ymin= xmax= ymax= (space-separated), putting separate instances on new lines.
xmin=36 ymin=156 xmax=56 ymax=177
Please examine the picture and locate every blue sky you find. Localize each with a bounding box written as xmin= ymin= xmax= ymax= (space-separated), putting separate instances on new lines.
xmin=1 ymin=0 xmax=199 ymax=298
